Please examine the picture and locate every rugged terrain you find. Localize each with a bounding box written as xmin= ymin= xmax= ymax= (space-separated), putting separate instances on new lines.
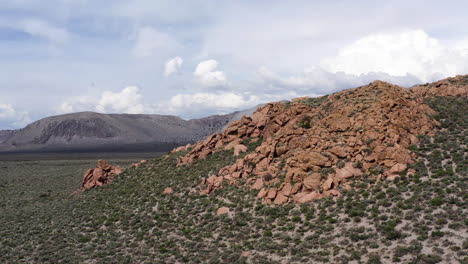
xmin=174 ymin=80 xmax=444 ymax=204
xmin=0 ymin=76 xmax=466 ymax=263
xmin=0 ymin=107 xmax=257 ymax=153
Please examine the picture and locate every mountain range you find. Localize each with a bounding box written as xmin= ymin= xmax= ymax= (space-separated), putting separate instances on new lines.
xmin=0 ymin=107 xmax=258 ymax=153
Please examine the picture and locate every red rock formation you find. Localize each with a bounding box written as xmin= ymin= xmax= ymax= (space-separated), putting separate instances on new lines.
xmin=412 ymin=75 xmax=468 ymax=97
xmin=172 ymin=78 xmax=467 ymax=204
xmin=82 ymin=160 xmax=124 ymax=189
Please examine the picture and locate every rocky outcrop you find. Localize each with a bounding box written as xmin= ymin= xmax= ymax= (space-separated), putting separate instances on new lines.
xmin=172 ymin=78 xmax=466 ymax=204
xmin=412 ymin=75 xmax=468 ymax=97
xmin=82 ymin=160 xmax=124 ymax=189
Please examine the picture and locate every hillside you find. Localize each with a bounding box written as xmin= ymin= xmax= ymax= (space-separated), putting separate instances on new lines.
xmin=0 ymin=107 xmax=257 ymax=153
xmin=0 ymin=76 xmax=466 ymax=263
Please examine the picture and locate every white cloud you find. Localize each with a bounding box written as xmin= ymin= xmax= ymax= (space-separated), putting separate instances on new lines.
xmin=0 ymin=103 xmax=31 ymax=128
xmin=170 ymin=92 xmax=257 ymax=110
xmin=321 ymin=29 xmax=468 ymax=82
xmin=164 ymin=56 xmax=183 ymax=76
xmin=132 ymin=27 xmax=179 ymax=58
xmin=19 ymin=19 xmax=71 ymax=43
xmin=0 ymin=104 xmax=16 ymax=120
xmin=257 ymin=66 xmax=421 ymax=95
xmin=55 ymin=86 xmax=151 ymax=115
xmin=194 ymin=59 xmax=227 ymax=87
xmin=96 ymin=86 xmax=145 ymax=114
xmin=56 ymin=102 xmax=75 ymax=114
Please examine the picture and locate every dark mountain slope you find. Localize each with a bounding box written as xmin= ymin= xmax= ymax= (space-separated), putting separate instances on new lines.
xmin=0 ymin=106 xmax=258 ymax=153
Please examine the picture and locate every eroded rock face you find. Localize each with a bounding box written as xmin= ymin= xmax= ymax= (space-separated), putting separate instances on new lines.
xmin=82 ymin=160 xmax=124 ymax=189
xmin=172 ymin=79 xmax=457 ymax=204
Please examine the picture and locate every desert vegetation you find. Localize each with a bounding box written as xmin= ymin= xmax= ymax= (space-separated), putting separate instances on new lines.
xmin=0 ymin=96 xmax=466 ymax=263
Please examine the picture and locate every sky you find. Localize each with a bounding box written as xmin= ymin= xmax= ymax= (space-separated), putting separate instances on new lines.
xmin=1 ymin=0 xmax=468 ymax=129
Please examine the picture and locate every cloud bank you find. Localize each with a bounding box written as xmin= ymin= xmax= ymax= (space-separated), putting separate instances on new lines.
xmin=322 ymin=30 xmax=468 ymax=82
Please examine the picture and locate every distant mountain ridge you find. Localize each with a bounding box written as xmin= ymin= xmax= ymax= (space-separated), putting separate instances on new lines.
xmin=0 ymin=107 xmax=258 ymax=153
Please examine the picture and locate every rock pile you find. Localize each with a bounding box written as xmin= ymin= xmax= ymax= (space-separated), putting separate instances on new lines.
xmin=412 ymin=75 xmax=468 ymax=97
xmin=173 ymin=80 xmax=442 ymax=204
xmin=82 ymin=160 xmax=124 ymax=189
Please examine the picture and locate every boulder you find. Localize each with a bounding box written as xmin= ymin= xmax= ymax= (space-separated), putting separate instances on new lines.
xmin=267 ymin=189 xmax=277 ymax=199
xmin=322 ymin=175 xmax=334 ymax=191
xmin=390 ymin=163 xmax=407 ymax=174
xmin=328 ymin=146 xmax=347 ymax=158
xmin=216 ymin=207 xmax=230 ymax=216
xmin=303 ymin=173 xmax=321 ymax=190
xmin=163 ymin=187 xmax=173 ymax=194
xmin=257 ymin=188 xmax=267 ymax=198
xmin=251 ymin=178 xmax=264 ymax=190
xmin=294 ymin=192 xmax=321 ymax=204
xmin=233 ymin=144 xmax=248 ymax=156
xmin=131 ymin=160 xmax=147 ymax=168
xmin=298 ymin=151 xmax=329 ymax=167
xmin=273 ymin=194 xmax=289 ymax=205
xmin=335 ymin=163 xmax=362 ymax=179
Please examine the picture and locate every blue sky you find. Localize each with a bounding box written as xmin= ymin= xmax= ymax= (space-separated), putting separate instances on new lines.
xmin=1 ymin=0 xmax=468 ymax=129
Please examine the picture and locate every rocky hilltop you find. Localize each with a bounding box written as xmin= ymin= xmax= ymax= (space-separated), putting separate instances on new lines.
xmin=412 ymin=74 xmax=468 ymax=97
xmin=0 ymin=107 xmax=257 ymax=153
xmin=174 ymin=77 xmax=467 ymax=204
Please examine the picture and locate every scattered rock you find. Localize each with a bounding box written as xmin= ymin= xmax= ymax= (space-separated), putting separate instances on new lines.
xmin=216 ymin=207 xmax=230 ymax=216
xmin=163 ymin=187 xmax=173 ymax=194
xmin=82 ymin=160 xmax=124 ymax=189
xmin=131 ymin=160 xmax=147 ymax=168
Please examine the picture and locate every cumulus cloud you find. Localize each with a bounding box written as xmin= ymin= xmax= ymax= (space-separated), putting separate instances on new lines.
xmin=164 ymin=56 xmax=183 ymax=76
xmin=19 ymin=19 xmax=71 ymax=43
xmin=170 ymin=92 xmax=257 ymax=109
xmin=96 ymin=86 xmax=145 ymax=114
xmin=132 ymin=27 xmax=179 ymax=58
xmin=55 ymin=86 xmax=152 ymax=115
xmin=257 ymin=66 xmax=422 ymax=97
xmin=194 ymin=60 xmax=227 ymax=87
xmin=56 ymin=102 xmax=75 ymax=114
xmin=321 ymin=29 xmax=468 ymax=82
xmin=0 ymin=103 xmax=31 ymax=128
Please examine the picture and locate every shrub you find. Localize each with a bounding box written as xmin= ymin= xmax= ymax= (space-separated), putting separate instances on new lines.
xmin=298 ymin=116 xmax=312 ymax=129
